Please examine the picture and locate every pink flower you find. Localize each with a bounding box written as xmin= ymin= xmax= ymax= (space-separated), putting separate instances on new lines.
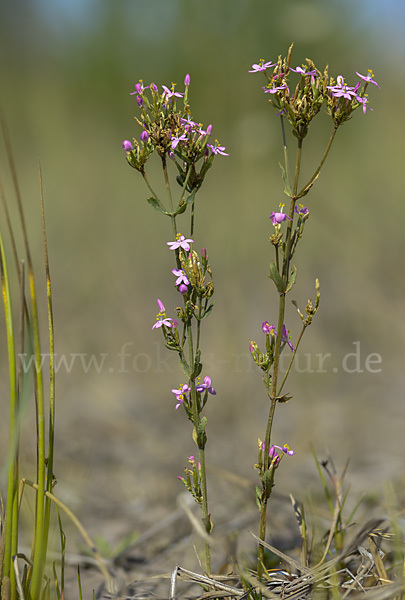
xmin=196 ymin=376 xmax=216 ymax=395
xmin=162 ymin=84 xmax=185 ymax=100
xmin=249 ymin=60 xmax=276 ymax=73
xmin=270 ymin=210 xmax=292 ymax=225
xmin=207 ymin=140 xmax=229 ymax=156
xmin=171 ymin=383 xmax=190 ymax=409
xmin=356 ymin=70 xmax=379 ymax=88
xmin=262 ymin=321 xmax=276 ymax=335
xmin=167 ymin=234 xmax=194 ymax=252
xmin=152 ymin=298 xmax=174 ymax=329
xmin=152 ymin=317 xmax=174 ymax=330
xmin=263 ymin=84 xmax=289 ymax=95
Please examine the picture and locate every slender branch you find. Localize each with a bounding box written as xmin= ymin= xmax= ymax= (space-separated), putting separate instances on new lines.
xmin=297 ymin=125 xmax=338 ymax=198
xmin=178 ymin=164 xmax=193 ymax=207
xmin=280 ymin=116 xmax=289 ymax=176
xmin=277 ymin=323 xmax=308 ymax=396
xmin=161 ymin=156 xmax=178 ymax=238
xmin=142 ymin=170 xmax=160 ymax=203
xmin=292 ymin=139 xmax=303 ymax=197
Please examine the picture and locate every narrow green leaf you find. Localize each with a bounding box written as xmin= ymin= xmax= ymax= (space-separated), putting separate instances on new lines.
xmin=201 ymin=301 xmax=214 ymax=319
xmin=198 ymin=416 xmax=207 ymax=435
xmin=179 ymin=354 xmax=191 ymax=379
xmin=255 ymin=485 xmax=262 ymax=510
xmin=279 ymin=162 xmax=292 ymax=196
xmin=269 ymin=261 xmax=285 ymax=293
xmin=174 ymin=189 xmax=196 ymax=216
xmin=186 ymin=189 xmax=197 ymax=204
xmin=193 ymin=362 xmax=203 ymax=378
xmin=146 ymin=196 xmax=169 ymax=214
xmin=202 ymin=514 xmax=213 ymax=534
xmin=194 ymin=348 xmax=201 ymax=367
xmin=285 ymin=265 xmax=298 ymax=293
xmin=174 ymin=202 xmax=187 ymax=215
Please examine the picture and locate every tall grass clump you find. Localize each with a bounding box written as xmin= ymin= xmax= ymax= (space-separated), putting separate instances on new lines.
xmin=0 ymin=111 xmax=63 ymax=598
xmin=0 ymin=121 xmax=111 ymax=599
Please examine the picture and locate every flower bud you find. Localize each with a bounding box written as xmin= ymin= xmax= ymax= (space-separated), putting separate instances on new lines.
xmin=140 ymin=130 xmax=149 ymax=142
xmin=122 ymin=140 xmax=134 ymax=152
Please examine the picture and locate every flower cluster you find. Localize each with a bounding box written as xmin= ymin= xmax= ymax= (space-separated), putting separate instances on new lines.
xmin=263 ymin=322 xmax=294 ymax=352
xmin=171 ymin=376 xmax=216 ymax=413
xmin=254 ymin=440 xmax=296 ymax=509
xmin=122 ymin=75 xmax=228 ymax=194
xmin=249 ymin=321 xmax=294 ymax=376
xmin=177 ymin=455 xmax=203 ymax=505
xmin=269 ymin=203 xmax=310 ymax=262
xmin=166 ymin=234 xmax=214 ymax=306
xmin=262 ymin=442 xmax=296 ymax=467
xmin=249 ymin=45 xmax=379 ymax=137
xmin=152 ymin=236 xmax=214 ymax=342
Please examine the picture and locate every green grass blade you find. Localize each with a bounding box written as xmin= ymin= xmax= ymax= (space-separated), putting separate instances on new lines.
xmin=310 ymin=444 xmax=334 ymax=514
xmin=0 ymin=229 xmax=18 ymax=599
xmin=38 ymin=162 xmax=56 ymax=583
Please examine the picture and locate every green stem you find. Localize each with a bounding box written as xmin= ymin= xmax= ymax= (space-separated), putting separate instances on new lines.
xmin=177 ymin=163 xmax=193 ymax=207
xmin=187 ymin=319 xmax=211 ymax=573
xmin=142 ymin=169 xmax=176 ymax=233
xmin=198 ymin=447 xmax=211 ymax=573
xmin=297 ymin=125 xmax=338 ymax=198
xmin=292 ymin=139 xmax=303 ymax=198
xmin=195 ymin=298 xmax=204 ymax=363
xmin=282 ymin=139 xmax=302 ymax=283
xmin=277 ymin=323 xmax=308 ymax=396
xmin=162 ymin=157 xmax=177 ymax=239
xmin=280 ymin=116 xmax=289 ymax=186
xmin=257 ymin=293 xmax=285 ymax=577
xmin=142 ymin=171 xmax=161 ymax=204
xmin=258 ymin=138 xmax=304 ymax=577
xmin=190 ymin=199 xmax=196 ymax=238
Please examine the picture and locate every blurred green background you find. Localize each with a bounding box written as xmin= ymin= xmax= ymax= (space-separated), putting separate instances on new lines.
xmin=0 ymin=0 xmax=404 ymax=565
